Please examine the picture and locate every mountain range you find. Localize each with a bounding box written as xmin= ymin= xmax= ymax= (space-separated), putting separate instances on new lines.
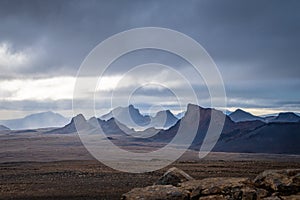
xmin=2 ymin=106 xmax=299 ymax=131
xmin=47 ymin=104 xmax=300 ymax=155
xmin=0 ymin=111 xmax=69 ymax=130
xmin=100 ymin=105 xmax=178 ymax=129
xmin=2 ymin=105 xmax=300 ymax=154
xmin=229 ymin=109 xmax=300 ymax=123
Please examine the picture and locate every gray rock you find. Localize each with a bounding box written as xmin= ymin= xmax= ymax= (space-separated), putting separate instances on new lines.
xmin=281 ymin=193 xmax=300 ymax=200
xmin=121 ymin=185 xmax=189 ymax=200
xmin=122 ymin=168 xmax=300 ymax=200
xmin=156 ymin=167 xmax=194 ymax=186
xmin=262 ymin=196 xmax=281 ymax=200
xmin=253 ymin=169 xmax=300 ymax=195
xmin=199 ymin=194 xmax=228 ymax=200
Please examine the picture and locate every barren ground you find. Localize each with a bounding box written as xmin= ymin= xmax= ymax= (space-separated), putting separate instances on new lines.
xmin=1 ymin=133 xmax=300 ymax=199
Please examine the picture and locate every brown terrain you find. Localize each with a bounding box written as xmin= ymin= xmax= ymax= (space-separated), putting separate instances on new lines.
xmin=0 ymin=133 xmax=300 ymax=199
xmin=2 ymin=160 xmax=300 ymax=200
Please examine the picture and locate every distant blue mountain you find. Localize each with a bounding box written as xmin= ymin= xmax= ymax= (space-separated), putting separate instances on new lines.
xmin=100 ymin=105 xmax=151 ymax=128
xmin=0 ymin=111 xmax=69 ymax=130
xmin=100 ymin=105 xmax=178 ymax=129
xmin=229 ymin=109 xmax=264 ymax=122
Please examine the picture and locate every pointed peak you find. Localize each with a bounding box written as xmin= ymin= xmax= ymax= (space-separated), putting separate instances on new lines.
xmin=165 ymin=110 xmax=172 ymax=114
xmin=73 ymin=114 xmax=86 ymax=122
xmin=128 ymin=104 xmax=140 ymax=111
xmin=234 ymin=108 xmax=246 ymax=113
xmin=231 ymin=109 xmax=253 ymax=116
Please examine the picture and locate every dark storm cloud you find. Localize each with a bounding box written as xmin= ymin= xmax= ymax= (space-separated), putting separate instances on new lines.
xmin=1 ymin=0 xmax=299 ymax=77
xmin=0 ymin=0 xmax=299 ymax=112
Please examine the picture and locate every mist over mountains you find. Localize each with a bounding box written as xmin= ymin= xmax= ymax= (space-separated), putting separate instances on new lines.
xmin=0 ymin=111 xmax=69 ymax=130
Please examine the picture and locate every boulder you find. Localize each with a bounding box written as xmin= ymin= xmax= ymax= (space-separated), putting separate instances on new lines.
xmin=179 ymin=177 xmax=248 ymax=199
xmin=253 ymin=169 xmax=300 ymax=195
xmin=199 ymin=194 xmax=228 ymax=199
xmin=156 ymin=167 xmax=194 ymax=186
xmin=262 ymin=196 xmax=281 ymax=200
xmin=122 ymin=168 xmax=300 ymax=200
xmin=281 ymin=193 xmax=300 ymax=200
xmin=121 ymin=185 xmax=189 ymax=200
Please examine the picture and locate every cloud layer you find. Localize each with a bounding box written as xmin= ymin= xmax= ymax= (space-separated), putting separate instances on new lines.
xmin=0 ymin=0 xmax=300 ymax=118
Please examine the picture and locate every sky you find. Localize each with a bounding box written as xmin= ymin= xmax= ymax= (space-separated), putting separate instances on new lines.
xmin=0 ymin=0 xmax=300 ymax=119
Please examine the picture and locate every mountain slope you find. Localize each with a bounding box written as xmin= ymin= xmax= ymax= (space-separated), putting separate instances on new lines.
xmin=214 ymin=122 xmax=300 ymax=154
xmin=46 ymin=114 xmax=91 ymax=134
xmin=0 ymin=111 xmax=69 ymax=130
xmin=229 ymin=109 xmax=264 ymax=122
xmin=0 ymin=125 xmax=10 ymax=131
xmin=270 ymin=112 xmax=300 ymax=123
xmin=47 ymin=114 xmax=134 ymax=136
xmin=152 ymin=104 xmax=265 ymax=145
xmin=175 ymin=111 xmax=185 ymax=119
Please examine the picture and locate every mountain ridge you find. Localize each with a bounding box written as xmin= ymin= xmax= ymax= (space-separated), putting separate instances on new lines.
xmin=229 ymin=109 xmax=264 ymax=122
xmin=0 ymin=111 xmax=69 ymax=130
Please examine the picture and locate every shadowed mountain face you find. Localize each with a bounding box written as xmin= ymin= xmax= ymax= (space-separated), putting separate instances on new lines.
xmin=214 ymin=122 xmax=300 ymax=154
xmin=0 ymin=111 xmax=69 ymax=130
xmin=154 ymin=105 xmax=265 ymax=146
xmin=270 ymin=112 xmax=300 ymax=123
xmin=47 ymin=114 xmax=134 ymax=137
xmin=229 ymin=109 xmax=264 ymax=122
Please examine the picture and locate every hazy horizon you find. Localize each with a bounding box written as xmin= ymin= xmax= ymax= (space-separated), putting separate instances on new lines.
xmin=1 ymin=103 xmax=300 ymax=121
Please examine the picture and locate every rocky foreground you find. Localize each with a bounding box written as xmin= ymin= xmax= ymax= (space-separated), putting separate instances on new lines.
xmin=122 ymin=168 xmax=300 ymax=200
